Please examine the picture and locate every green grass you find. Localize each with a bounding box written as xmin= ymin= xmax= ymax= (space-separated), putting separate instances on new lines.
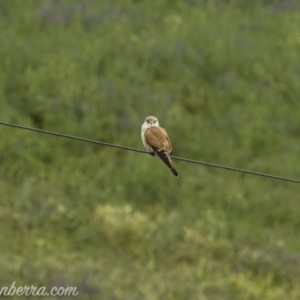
xmin=1 ymin=0 xmax=300 ymax=299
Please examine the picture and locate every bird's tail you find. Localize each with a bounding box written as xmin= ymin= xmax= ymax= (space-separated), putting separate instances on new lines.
xmin=156 ymin=150 xmax=178 ymax=178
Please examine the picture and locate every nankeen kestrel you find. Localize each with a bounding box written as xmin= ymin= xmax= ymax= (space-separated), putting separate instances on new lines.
xmin=141 ymin=116 xmax=178 ymax=177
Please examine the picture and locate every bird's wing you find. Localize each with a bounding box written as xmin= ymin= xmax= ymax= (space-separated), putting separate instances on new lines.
xmin=144 ymin=127 xmax=172 ymax=153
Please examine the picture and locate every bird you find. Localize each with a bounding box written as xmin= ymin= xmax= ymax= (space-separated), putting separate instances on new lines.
xmin=141 ymin=116 xmax=178 ymax=177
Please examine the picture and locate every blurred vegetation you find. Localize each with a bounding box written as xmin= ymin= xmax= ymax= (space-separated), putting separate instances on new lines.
xmin=1 ymin=0 xmax=300 ymax=299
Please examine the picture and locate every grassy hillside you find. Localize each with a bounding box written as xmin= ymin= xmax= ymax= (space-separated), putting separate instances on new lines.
xmin=1 ymin=0 xmax=300 ymax=299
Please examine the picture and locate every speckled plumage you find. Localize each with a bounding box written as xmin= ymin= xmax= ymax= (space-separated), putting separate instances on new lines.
xmin=141 ymin=116 xmax=178 ymax=177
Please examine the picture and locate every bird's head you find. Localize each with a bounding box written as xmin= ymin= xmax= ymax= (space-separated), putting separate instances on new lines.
xmin=142 ymin=116 xmax=159 ymax=129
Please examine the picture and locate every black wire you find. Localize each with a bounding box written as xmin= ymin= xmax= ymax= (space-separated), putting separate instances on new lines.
xmin=1 ymin=120 xmax=299 ymax=184
xmin=171 ymin=156 xmax=300 ymax=184
xmin=0 ymin=121 xmax=146 ymax=153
